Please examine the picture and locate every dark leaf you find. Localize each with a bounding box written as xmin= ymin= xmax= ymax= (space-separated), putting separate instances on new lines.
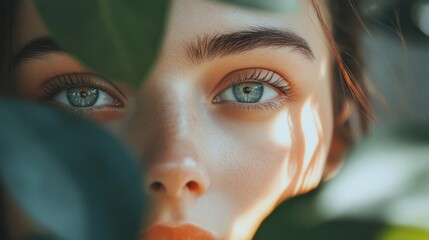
xmin=32 ymin=0 xmax=170 ymax=87
xmin=0 ymin=98 xmax=145 ymax=240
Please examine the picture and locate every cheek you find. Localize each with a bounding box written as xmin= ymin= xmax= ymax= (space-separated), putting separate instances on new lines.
xmin=201 ymin=114 xmax=295 ymax=235
xmin=207 ymin=101 xmax=332 ymax=221
xmin=204 ymin=114 xmax=288 ymax=219
xmin=213 ymin=124 xmax=294 ymax=203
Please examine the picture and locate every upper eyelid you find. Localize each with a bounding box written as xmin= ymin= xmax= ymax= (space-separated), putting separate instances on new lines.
xmin=213 ymin=68 xmax=293 ymax=97
xmin=41 ymin=72 xmax=126 ymax=100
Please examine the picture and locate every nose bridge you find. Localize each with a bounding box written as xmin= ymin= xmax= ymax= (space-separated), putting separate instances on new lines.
xmin=134 ymin=79 xmax=194 ymax=157
xmin=152 ymin=81 xmax=193 ymax=144
xmin=136 ymin=80 xmax=209 ymax=199
xmin=161 ymin=98 xmax=192 ymax=145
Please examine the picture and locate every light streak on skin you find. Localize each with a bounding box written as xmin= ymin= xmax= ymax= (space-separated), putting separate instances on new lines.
xmin=319 ymin=58 xmax=328 ymax=79
xmin=231 ymin=110 xmax=295 ymax=239
xmin=303 ymin=104 xmax=325 ymax=188
xmin=271 ymin=111 xmax=292 ymax=146
xmin=231 ymin=157 xmax=294 ymax=240
xmin=301 ymin=98 xmax=321 ymax=171
xmin=162 ymin=157 xmax=198 ymax=169
xmin=293 ymin=97 xmax=326 ymax=194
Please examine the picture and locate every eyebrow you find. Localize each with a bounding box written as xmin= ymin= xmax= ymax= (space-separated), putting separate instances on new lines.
xmin=14 ymin=28 xmax=314 ymax=65
xmin=186 ymin=27 xmax=315 ymax=64
xmin=13 ymin=36 xmax=64 ymax=64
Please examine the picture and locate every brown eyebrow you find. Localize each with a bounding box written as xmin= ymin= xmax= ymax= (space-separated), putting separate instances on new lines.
xmin=185 ymin=27 xmax=315 ymax=64
xmin=13 ymin=36 xmax=64 ymax=64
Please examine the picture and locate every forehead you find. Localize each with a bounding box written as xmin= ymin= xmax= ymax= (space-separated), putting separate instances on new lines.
xmin=163 ymin=0 xmax=330 ymax=61
xmin=169 ymin=0 xmax=317 ymax=32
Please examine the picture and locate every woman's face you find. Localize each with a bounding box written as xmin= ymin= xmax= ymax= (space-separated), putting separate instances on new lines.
xmin=13 ymin=0 xmax=334 ymax=239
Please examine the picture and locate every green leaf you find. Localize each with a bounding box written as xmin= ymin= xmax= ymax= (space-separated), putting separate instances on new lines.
xmin=32 ymin=0 xmax=170 ymax=87
xmin=213 ymin=0 xmax=299 ymax=13
xmin=0 ymin=98 xmax=145 ymax=240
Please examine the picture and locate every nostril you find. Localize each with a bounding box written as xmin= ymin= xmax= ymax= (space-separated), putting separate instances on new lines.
xmin=186 ymin=181 xmax=199 ymax=192
xmin=150 ymin=181 xmax=165 ymax=192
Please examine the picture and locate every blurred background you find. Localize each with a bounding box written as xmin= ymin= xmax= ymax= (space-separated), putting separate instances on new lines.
xmin=317 ymin=0 xmax=429 ymax=229
xmin=363 ymin=0 xmax=429 ymax=122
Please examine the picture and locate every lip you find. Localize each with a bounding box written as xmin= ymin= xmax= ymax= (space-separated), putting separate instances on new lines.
xmin=141 ymin=224 xmax=216 ymax=240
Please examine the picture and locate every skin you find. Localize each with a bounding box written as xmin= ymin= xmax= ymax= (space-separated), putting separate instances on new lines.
xmin=11 ymin=0 xmax=339 ymax=239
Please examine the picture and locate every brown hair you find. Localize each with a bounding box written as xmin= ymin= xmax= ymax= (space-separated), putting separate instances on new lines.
xmin=313 ymin=0 xmax=374 ymax=137
xmin=0 ymin=0 xmax=16 ymax=94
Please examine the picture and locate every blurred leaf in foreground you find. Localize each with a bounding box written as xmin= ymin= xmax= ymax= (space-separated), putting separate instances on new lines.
xmin=32 ymin=0 xmax=170 ymax=87
xmin=0 ymin=98 xmax=144 ymax=240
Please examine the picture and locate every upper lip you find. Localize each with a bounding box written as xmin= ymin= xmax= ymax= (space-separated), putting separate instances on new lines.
xmin=141 ymin=224 xmax=216 ymax=240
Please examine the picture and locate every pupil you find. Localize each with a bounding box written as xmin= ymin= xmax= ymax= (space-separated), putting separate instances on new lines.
xmin=67 ymin=87 xmax=99 ymax=107
xmin=79 ymin=91 xmax=88 ymax=98
xmin=243 ymin=87 xmax=252 ymax=94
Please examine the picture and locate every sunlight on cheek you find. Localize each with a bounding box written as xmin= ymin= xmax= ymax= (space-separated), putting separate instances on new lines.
xmin=319 ymin=57 xmax=329 ymax=79
xmin=271 ymin=111 xmax=292 ymax=146
xmin=231 ymin=209 xmax=265 ymax=239
xmin=231 ymin=116 xmax=295 ymax=239
xmin=231 ymin=158 xmax=294 ymax=240
xmin=294 ymin=97 xmax=328 ymax=193
xmin=301 ymin=98 xmax=322 ymax=170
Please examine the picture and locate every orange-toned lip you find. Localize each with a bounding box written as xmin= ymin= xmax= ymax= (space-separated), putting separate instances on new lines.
xmin=141 ymin=224 xmax=215 ymax=240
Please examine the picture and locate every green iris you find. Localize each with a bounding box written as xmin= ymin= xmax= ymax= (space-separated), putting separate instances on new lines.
xmin=67 ymin=87 xmax=99 ymax=107
xmin=233 ymin=82 xmax=263 ymax=103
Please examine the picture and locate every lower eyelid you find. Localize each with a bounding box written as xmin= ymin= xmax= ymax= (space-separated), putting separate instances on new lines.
xmin=219 ymin=97 xmax=289 ymax=112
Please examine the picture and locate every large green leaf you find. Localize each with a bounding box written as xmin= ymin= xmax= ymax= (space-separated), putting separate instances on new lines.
xmin=32 ymin=0 xmax=170 ymax=87
xmin=0 ymin=98 xmax=145 ymax=240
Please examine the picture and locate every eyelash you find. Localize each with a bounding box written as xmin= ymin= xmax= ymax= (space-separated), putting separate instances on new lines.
xmin=216 ymin=69 xmax=296 ymax=112
xmin=39 ymin=70 xmax=293 ymax=114
xmin=40 ymin=73 xmax=122 ymax=111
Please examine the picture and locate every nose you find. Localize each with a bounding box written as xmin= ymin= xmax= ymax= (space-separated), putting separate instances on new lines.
xmin=147 ymin=156 xmax=210 ymax=199
xmin=131 ymin=80 xmax=210 ymax=200
xmin=139 ymin=84 xmax=209 ymax=199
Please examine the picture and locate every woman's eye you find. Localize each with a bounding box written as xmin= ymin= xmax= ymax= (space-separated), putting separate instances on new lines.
xmin=53 ymin=87 xmax=117 ymax=108
xmin=40 ymin=73 xmax=123 ymax=110
xmin=215 ymin=81 xmax=279 ymax=104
